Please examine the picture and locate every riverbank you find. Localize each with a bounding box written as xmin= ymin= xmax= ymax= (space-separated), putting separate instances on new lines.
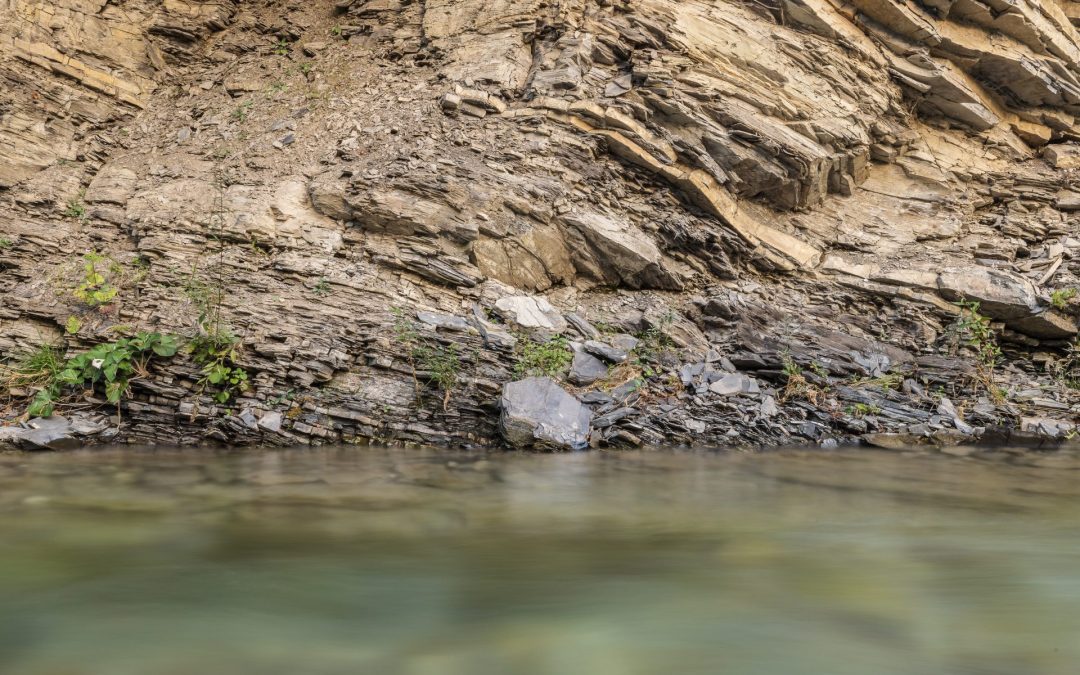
xmin=1 ymin=0 xmax=1078 ymax=449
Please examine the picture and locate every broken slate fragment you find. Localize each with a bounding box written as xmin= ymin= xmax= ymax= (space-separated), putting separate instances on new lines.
xmin=709 ymin=373 xmax=760 ymax=396
xmin=584 ymin=340 xmax=629 ymax=364
xmin=569 ymin=349 xmax=608 ymax=386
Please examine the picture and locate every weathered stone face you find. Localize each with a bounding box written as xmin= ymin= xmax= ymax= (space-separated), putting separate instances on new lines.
xmin=2 ymin=0 xmax=1080 ymax=450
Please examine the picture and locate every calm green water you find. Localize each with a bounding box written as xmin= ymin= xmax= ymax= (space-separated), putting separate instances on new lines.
xmin=2 ymin=446 xmax=1080 ymax=674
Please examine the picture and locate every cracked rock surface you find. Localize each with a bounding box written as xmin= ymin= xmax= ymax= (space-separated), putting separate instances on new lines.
xmin=2 ymin=0 xmax=1079 ymax=450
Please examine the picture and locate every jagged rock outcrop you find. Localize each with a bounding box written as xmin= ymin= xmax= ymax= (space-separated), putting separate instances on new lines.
xmin=2 ymin=0 xmax=1079 ymax=450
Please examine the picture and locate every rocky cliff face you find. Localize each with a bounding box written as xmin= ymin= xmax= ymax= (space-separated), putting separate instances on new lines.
xmin=2 ymin=0 xmax=1079 ymax=450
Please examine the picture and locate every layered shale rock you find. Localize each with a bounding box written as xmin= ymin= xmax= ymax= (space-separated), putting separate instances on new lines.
xmin=1 ymin=0 xmax=1079 ymax=449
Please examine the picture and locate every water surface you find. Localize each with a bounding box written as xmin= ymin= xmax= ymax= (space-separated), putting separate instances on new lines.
xmin=2 ymin=445 xmax=1079 ymax=674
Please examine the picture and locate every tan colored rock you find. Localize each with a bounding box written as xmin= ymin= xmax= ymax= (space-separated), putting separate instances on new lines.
xmin=1044 ymin=144 xmax=1080 ymax=168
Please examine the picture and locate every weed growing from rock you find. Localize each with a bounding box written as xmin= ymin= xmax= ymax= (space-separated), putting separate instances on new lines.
xmin=513 ymin=335 xmax=572 ymax=380
xmin=73 ymin=251 xmax=120 ymax=307
xmin=232 ymin=100 xmax=253 ymax=123
xmin=779 ymin=354 xmax=829 ymax=405
xmin=1051 ymin=288 xmax=1077 ymax=310
xmin=392 ymin=307 xmax=462 ymax=410
xmin=952 ymin=299 xmax=1004 ymax=402
xmin=63 ymin=191 xmax=87 ymax=220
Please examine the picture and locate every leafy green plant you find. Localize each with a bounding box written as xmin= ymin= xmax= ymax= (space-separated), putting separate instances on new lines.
xmin=187 ymin=331 xmax=249 ymax=405
xmin=953 ymin=299 xmax=1004 ymax=402
xmin=1051 ymin=288 xmax=1077 ymax=310
xmin=272 ymin=39 xmax=291 ymax=56
xmin=312 ymin=278 xmax=332 ymax=297
xmin=392 ymin=307 xmax=462 ymax=410
xmin=25 ymin=332 xmax=178 ymax=417
xmin=0 ymin=237 xmax=13 ymax=249
xmin=73 ymin=251 xmax=120 ymax=307
xmin=513 ymin=335 xmax=572 ymax=380
xmin=65 ymin=316 xmax=82 ymax=335
xmin=299 ymin=62 xmax=314 ymax=74
xmin=330 ymin=25 xmax=343 ymax=37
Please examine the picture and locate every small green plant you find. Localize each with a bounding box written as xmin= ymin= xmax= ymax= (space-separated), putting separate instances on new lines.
xmin=187 ymin=330 xmax=249 ymax=405
xmin=514 ymin=335 xmax=572 ymax=380
xmin=64 ymin=193 xmax=87 ymax=220
xmin=845 ymin=402 xmax=881 ymax=418
xmin=312 ymin=278 xmax=332 ymax=297
xmin=299 ymin=62 xmax=314 ymax=74
xmin=850 ymin=372 xmax=904 ymax=390
xmin=73 ymin=251 xmax=120 ymax=307
xmin=392 ymin=307 xmax=462 ymax=410
xmin=64 ymin=316 xmax=82 ymax=335
xmin=0 ymin=237 xmax=13 ymax=249
xmin=330 ymin=25 xmax=343 ymax=37
xmin=1051 ymin=288 xmax=1077 ymax=310
xmin=267 ymin=81 xmax=287 ymax=94
xmin=272 ymin=39 xmax=291 ymax=56
xmin=953 ymin=299 xmax=1004 ymax=402
xmin=24 ymin=332 xmax=178 ymax=417
xmin=232 ymin=100 xmax=254 ymax=123
xmin=633 ymin=313 xmax=677 ymax=367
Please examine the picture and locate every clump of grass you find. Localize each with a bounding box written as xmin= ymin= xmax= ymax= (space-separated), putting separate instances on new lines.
xmin=3 ymin=344 xmax=65 ymax=394
xmin=0 ymin=237 xmax=13 ymax=249
xmin=312 ymin=278 xmax=331 ymax=297
xmin=849 ymin=372 xmax=904 ymax=390
xmin=513 ymin=335 xmax=572 ymax=380
xmin=779 ymin=354 xmax=829 ymax=405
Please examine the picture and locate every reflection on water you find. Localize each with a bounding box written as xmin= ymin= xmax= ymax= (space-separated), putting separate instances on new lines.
xmin=2 ymin=445 xmax=1080 ymax=674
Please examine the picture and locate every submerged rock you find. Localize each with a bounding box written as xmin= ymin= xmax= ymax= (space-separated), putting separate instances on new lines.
xmin=500 ymin=378 xmax=591 ymax=450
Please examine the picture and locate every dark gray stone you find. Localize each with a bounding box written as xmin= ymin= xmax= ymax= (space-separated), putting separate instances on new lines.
xmin=709 ymin=373 xmax=760 ymax=396
xmin=500 ymin=377 xmax=591 ymax=450
xmin=16 ymin=417 xmax=82 ymax=451
xmin=569 ymin=350 xmax=608 ymax=386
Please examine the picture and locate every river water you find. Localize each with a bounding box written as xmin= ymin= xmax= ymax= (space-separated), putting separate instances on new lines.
xmin=1 ymin=445 xmax=1079 ymax=674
